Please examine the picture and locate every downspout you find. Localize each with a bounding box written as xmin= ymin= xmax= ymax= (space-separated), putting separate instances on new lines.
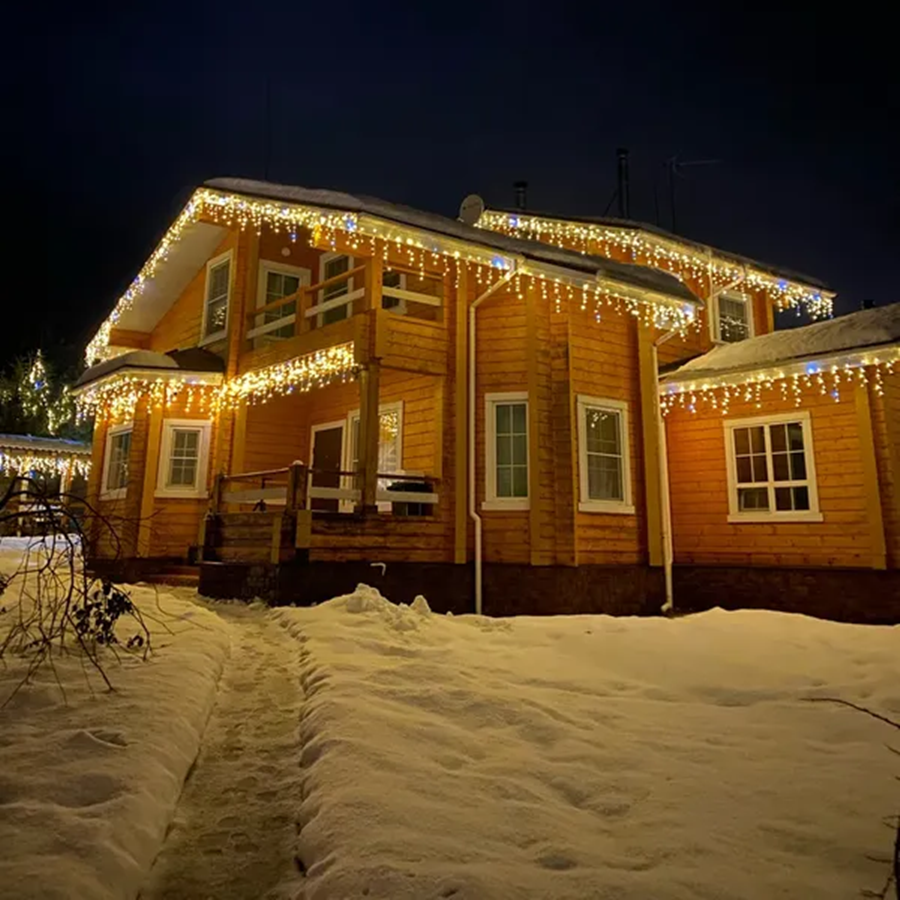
xmin=469 ymin=266 xmax=518 ymax=615
xmin=654 ymin=327 xmax=679 ymax=614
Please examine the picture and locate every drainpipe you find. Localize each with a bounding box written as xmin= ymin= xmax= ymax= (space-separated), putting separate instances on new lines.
xmin=654 ymin=328 xmax=678 ymax=613
xmin=469 ymin=266 xmax=518 ymax=615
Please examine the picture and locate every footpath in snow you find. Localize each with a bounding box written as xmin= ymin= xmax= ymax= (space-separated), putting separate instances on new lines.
xmin=139 ymin=601 xmax=305 ymax=900
xmin=276 ymin=585 xmax=900 ymax=900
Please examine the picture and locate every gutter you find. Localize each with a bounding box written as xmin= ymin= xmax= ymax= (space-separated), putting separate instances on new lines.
xmin=468 ymin=266 xmax=519 ymax=615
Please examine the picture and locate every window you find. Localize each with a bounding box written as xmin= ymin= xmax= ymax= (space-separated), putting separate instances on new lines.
xmin=382 ymin=270 xmax=408 ymax=313
xmin=576 ymin=396 xmax=634 ymax=513
xmin=102 ymin=424 xmax=133 ymax=499
xmin=256 ymin=263 xmax=310 ymax=339
xmin=714 ymin=291 xmax=752 ymax=343
xmin=202 ymin=251 xmax=232 ymax=341
xmin=156 ymin=420 xmax=212 ymax=498
xmin=724 ymin=412 xmax=821 ymax=522
xmin=484 ymin=392 xmax=529 ymax=510
xmin=317 ymin=253 xmax=355 ymax=325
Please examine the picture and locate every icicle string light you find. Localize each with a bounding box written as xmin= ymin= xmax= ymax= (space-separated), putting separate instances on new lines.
xmin=660 ymin=351 xmax=899 ymax=416
xmin=86 ymin=189 xmax=698 ymax=364
xmin=0 ymin=450 xmax=91 ymax=479
xmin=478 ymin=211 xmax=833 ymax=321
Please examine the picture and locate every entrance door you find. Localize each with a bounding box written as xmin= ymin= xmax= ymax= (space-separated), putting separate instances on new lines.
xmin=310 ymin=423 xmax=344 ymax=512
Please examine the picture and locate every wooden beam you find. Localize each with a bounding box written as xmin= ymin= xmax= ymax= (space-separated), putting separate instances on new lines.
xmin=356 ymin=361 xmax=381 ymax=513
xmin=453 ymin=266 xmax=469 ymax=564
xmin=108 ymin=328 xmax=151 ymax=350
xmin=638 ymin=328 xmax=664 ymax=567
xmin=855 ymin=381 xmax=887 ymax=569
xmin=525 ymin=279 xmax=543 ymax=566
xmin=137 ymin=406 xmax=163 ymax=558
xmin=231 ymin=402 xmax=247 ymax=475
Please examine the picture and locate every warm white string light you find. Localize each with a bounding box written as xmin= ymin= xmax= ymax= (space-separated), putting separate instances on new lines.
xmin=0 ymin=450 xmax=91 ymax=479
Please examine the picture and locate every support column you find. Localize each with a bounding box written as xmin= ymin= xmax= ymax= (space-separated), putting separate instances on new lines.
xmin=357 ymin=360 xmax=381 ymax=513
xmin=137 ymin=406 xmax=164 ymax=558
xmin=638 ymin=327 xmax=664 ymax=567
xmin=453 ymin=265 xmax=469 ymax=563
xmin=855 ymin=381 xmax=887 ymax=570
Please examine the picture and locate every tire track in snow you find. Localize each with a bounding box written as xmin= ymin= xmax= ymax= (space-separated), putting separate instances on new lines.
xmin=139 ymin=605 xmax=306 ymax=900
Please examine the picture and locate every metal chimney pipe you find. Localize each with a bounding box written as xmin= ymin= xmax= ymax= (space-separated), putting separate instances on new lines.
xmin=514 ymin=180 xmax=528 ymax=211
xmin=616 ymin=148 xmax=630 ymax=218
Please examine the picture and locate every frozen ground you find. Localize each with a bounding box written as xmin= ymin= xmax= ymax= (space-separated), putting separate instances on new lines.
xmin=276 ymin=586 xmax=900 ymax=900
xmin=2 ymin=533 xmax=898 ymax=900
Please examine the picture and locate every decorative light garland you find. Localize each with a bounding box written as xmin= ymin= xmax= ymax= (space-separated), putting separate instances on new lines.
xmin=86 ymin=188 xmax=699 ymax=364
xmin=0 ymin=450 xmax=91 ymax=479
xmin=660 ymin=351 xmax=900 ymax=416
xmin=75 ymin=375 xmax=222 ymax=422
xmin=477 ymin=211 xmax=834 ymax=321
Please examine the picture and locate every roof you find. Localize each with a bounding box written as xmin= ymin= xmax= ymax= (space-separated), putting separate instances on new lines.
xmin=205 ymin=178 xmax=700 ymax=306
xmin=662 ymin=303 xmax=900 ymax=384
xmin=0 ymin=434 xmax=91 ymax=456
xmin=486 ymin=206 xmax=830 ymax=292
xmin=74 ymin=348 xmax=225 ymax=390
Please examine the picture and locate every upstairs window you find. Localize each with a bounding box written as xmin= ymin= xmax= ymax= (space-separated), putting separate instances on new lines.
xmin=725 ymin=413 xmax=821 ymax=522
xmin=576 ymin=396 xmax=634 ymax=513
xmin=484 ymin=392 xmax=529 ymax=510
xmin=203 ymin=252 xmax=232 ymax=341
xmin=382 ymin=270 xmax=408 ymax=313
xmin=156 ymin=420 xmax=212 ymax=498
xmin=317 ymin=253 xmax=355 ymax=326
xmin=715 ymin=291 xmax=752 ymax=343
xmin=102 ymin=424 xmax=132 ymax=499
xmin=255 ymin=263 xmax=310 ymax=339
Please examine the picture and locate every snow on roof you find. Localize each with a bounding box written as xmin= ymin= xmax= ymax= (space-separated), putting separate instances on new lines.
xmin=0 ymin=434 xmax=91 ymax=456
xmin=663 ymin=303 xmax=900 ymax=383
xmin=486 ymin=206 xmax=830 ymax=292
xmin=74 ymin=348 xmax=225 ymax=390
xmin=205 ymin=178 xmax=700 ymax=306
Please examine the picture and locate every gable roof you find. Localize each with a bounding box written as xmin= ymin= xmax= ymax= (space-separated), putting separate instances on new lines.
xmin=205 ymin=178 xmax=700 ymax=304
xmin=484 ymin=206 xmax=830 ymax=292
xmin=661 ymin=303 xmax=900 ymax=385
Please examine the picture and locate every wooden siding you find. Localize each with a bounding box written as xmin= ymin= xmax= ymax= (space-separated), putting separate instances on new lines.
xmin=666 ymin=391 xmax=881 ymax=568
xmin=872 ymin=375 xmax=900 ymax=568
xmin=568 ymin=306 xmax=647 ymax=565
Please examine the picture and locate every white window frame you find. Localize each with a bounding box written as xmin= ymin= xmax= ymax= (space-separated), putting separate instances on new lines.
xmin=155 ymin=419 xmax=212 ymax=499
xmin=200 ymin=250 xmax=233 ymax=345
xmin=305 ymin=252 xmax=365 ymax=327
xmin=483 ymin=391 xmax=529 ymax=511
xmin=250 ymin=260 xmax=311 ymax=339
xmin=346 ymin=401 xmax=404 ymax=511
xmin=576 ymin=395 xmax=634 ymax=514
xmin=710 ymin=289 xmax=754 ymax=344
xmin=100 ymin=422 xmax=133 ymax=500
xmin=724 ymin=410 xmax=822 ymax=523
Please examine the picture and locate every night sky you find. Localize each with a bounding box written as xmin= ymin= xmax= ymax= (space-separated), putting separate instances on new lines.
xmin=12 ymin=2 xmax=897 ymax=374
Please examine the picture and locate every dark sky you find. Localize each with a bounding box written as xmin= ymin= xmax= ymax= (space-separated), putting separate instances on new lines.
xmin=10 ymin=1 xmax=897 ymax=374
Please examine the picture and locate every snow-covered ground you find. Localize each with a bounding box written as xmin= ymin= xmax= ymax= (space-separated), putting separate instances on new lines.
xmin=276 ymin=586 xmax=900 ymax=900
xmin=2 ymin=534 xmax=898 ymax=900
xmin=0 ymin=537 xmax=232 ymax=900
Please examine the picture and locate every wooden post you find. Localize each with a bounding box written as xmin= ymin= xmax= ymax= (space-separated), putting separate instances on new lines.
xmin=855 ymin=381 xmax=887 ymax=569
xmin=137 ymin=406 xmax=163 ymax=558
xmin=84 ymin=417 xmax=109 ymax=557
xmin=453 ymin=266 xmax=469 ymax=563
xmin=525 ymin=279 xmax=543 ymax=566
xmin=270 ymin=513 xmax=284 ymax=564
xmin=211 ymin=473 xmax=224 ymax=514
xmin=356 ymin=361 xmax=381 ymax=513
xmin=638 ymin=327 xmax=664 ymax=567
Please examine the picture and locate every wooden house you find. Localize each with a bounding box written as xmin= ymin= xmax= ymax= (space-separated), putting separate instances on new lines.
xmin=73 ymin=180 xmax=900 ymax=620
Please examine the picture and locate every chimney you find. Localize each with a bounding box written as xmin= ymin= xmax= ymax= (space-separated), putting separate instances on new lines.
xmin=616 ymin=148 xmax=630 ymax=219
xmin=861 ymin=298 xmax=876 ymax=310
xmin=514 ymin=180 xmax=528 ymax=211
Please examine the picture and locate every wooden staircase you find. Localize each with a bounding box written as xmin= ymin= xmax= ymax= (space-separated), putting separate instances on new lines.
xmin=204 ymin=511 xmax=299 ymax=565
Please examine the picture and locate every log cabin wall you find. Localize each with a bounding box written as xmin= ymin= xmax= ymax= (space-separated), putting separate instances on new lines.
xmin=872 ymin=375 xmax=900 ymax=568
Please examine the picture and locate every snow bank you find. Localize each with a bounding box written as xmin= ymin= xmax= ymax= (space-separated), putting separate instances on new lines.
xmin=275 ymin=586 xmax=900 ymax=900
xmin=0 ymin=583 xmax=231 ymax=900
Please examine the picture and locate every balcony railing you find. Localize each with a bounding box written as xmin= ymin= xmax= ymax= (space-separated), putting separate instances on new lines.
xmin=245 ymin=259 xmax=443 ymax=343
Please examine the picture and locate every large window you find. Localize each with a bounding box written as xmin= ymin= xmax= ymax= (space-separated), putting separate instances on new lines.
xmin=255 ymin=263 xmax=310 ymax=339
xmin=714 ymin=291 xmax=753 ymax=343
xmin=576 ymin=396 xmax=634 ymax=513
xmin=156 ymin=420 xmax=212 ymax=498
xmin=725 ymin=412 xmax=821 ymax=522
xmin=484 ymin=392 xmax=529 ymax=510
xmin=202 ymin=251 xmax=232 ymax=341
xmin=102 ymin=424 xmax=133 ymax=499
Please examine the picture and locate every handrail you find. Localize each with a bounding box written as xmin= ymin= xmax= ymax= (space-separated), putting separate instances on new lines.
xmin=247 ymin=264 xmax=367 ymax=323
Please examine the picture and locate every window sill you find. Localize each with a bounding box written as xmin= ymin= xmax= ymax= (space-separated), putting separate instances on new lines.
xmin=727 ymin=512 xmax=824 ymax=524
xmin=99 ymin=489 xmax=127 ymax=501
xmin=155 ymin=488 xmax=209 ymax=500
xmin=481 ymin=499 xmax=530 ymax=512
xmin=578 ymin=501 xmax=636 ymax=515
xmin=198 ymin=331 xmax=227 ymax=348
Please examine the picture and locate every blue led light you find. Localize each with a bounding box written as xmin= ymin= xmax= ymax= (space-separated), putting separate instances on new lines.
xmin=509 ymin=215 xmax=519 ymax=228
xmin=806 ymin=363 xmax=819 ymax=375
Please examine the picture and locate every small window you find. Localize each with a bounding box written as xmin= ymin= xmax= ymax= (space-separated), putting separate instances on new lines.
xmin=715 ymin=291 xmax=752 ymax=343
xmin=102 ymin=425 xmax=132 ymax=498
xmin=725 ymin=413 xmax=821 ymax=522
xmin=256 ymin=263 xmax=310 ymax=339
xmin=203 ymin=252 xmax=232 ymax=340
xmin=577 ymin=396 xmax=634 ymax=513
xmin=156 ymin=420 xmax=212 ymax=498
xmin=318 ymin=254 xmax=354 ymax=325
xmin=484 ymin=393 xmax=529 ymax=510
xmin=382 ymin=270 xmax=408 ymax=313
